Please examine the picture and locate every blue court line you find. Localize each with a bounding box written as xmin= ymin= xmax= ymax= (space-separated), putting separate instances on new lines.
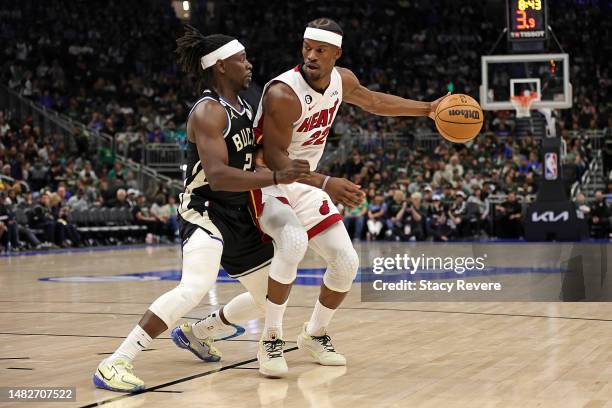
xmin=39 ymin=265 xmax=567 ymax=286
xmin=3 ymin=239 xmax=610 ymax=258
xmin=0 ymin=243 xmax=177 ymax=258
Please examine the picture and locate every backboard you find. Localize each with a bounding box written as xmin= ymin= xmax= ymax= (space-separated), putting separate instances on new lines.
xmin=480 ymin=53 xmax=571 ymax=111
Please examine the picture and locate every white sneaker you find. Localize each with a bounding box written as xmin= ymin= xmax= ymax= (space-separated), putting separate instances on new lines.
xmin=258 ymin=330 xmax=288 ymax=377
xmin=297 ymin=323 xmax=346 ymax=366
xmin=93 ymin=357 xmax=145 ymax=392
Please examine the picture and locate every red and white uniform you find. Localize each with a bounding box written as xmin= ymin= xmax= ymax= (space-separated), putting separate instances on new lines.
xmin=251 ymin=65 xmax=343 ymax=238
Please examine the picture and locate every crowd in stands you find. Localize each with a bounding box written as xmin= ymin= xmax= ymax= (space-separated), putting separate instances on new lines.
xmin=0 ymin=111 xmax=179 ymax=252
xmin=1 ymin=0 xmax=611 ymax=251
xmin=332 ymin=130 xmax=610 ymax=241
xmin=1 ymin=0 xmax=610 ymax=146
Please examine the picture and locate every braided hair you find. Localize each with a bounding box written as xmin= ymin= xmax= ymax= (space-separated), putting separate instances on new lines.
xmin=175 ymin=24 xmax=235 ymax=92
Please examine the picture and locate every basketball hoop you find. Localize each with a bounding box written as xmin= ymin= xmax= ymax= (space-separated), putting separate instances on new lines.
xmin=511 ymin=93 xmax=538 ymax=118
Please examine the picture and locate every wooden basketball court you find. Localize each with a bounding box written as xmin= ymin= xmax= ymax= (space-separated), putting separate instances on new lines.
xmin=1 ymin=243 xmax=612 ymax=407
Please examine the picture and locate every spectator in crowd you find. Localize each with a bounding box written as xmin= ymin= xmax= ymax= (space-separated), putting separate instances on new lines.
xmin=384 ymin=190 xmax=424 ymax=241
xmin=428 ymin=194 xmax=453 ymax=242
xmin=108 ymin=161 xmax=127 ymax=183
xmin=467 ymin=187 xmax=490 ymax=236
xmin=449 ymin=191 xmax=468 ymax=238
xmin=590 ymin=190 xmax=611 ymax=238
xmin=132 ymin=192 xmax=168 ymax=243
xmin=150 ymin=194 xmax=178 ymax=239
xmin=67 ymin=188 xmax=89 ymax=211
xmin=79 ymin=161 xmax=98 ymax=183
xmin=495 ymin=191 xmax=523 ymax=239
xmin=366 ymin=195 xmax=387 ymax=241
xmin=110 ymin=188 xmax=130 ymax=209
xmin=404 ymin=192 xmax=426 ymax=241
xmin=343 ymin=192 xmax=368 ymax=241
xmin=126 ymin=189 xmax=139 ymax=208
xmin=0 ymin=198 xmax=18 ymax=251
xmin=575 ymin=192 xmax=591 ymax=222
xmin=27 ymin=192 xmax=58 ymax=247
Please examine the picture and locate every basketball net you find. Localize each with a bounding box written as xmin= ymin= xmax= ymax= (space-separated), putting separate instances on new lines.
xmin=511 ymin=92 xmax=538 ymax=118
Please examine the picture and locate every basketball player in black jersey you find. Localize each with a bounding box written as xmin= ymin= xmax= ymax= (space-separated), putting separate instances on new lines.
xmin=93 ymin=25 xmax=311 ymax=392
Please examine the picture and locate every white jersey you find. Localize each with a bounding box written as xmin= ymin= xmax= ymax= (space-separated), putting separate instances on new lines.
xmin=254 ymin=65 xmax=343 ymax=170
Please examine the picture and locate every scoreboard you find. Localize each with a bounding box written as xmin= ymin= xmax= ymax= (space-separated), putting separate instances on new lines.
xmin=507 ymin=0 xmax=548 ymax=41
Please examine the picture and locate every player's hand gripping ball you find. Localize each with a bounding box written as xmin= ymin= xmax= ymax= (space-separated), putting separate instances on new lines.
xmin=434 ymin=94 xmax=483 ymax=143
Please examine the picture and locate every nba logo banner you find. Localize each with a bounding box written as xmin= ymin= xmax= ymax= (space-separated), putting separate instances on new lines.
xmin=545 ymin=152 xmax=558 ymax=180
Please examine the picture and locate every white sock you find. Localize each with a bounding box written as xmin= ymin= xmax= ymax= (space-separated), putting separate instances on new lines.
xmin=192 ymin=310 xmax=228 ymax=339
xmin=306 ymin=300 xmax=336 ymax=336
xmin=263 ymin=298 xmax=288 ymax=340
xmin=109 ymin=325 xmax=152 ymax=363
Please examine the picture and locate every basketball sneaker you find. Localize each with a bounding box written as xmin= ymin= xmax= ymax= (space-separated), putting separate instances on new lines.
xmin=258 ymin=330 xmax=288 ymax=377
xmin=171 ymin=323 xmax=221 ymax=362
xmin=93 ymin=357 xmax=145 ymax=392
xmin=297 ymin=323 xmax=346 ymax=366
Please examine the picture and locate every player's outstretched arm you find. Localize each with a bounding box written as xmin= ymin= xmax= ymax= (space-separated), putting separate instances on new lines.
xmin=338 ymin=67 xmax=448 ymax=119
xmin=191 ymin=101 xmax=310 ymax=192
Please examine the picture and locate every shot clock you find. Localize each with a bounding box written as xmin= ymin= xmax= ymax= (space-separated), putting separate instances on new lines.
xmin=507 ymin=0 xmax=548 ymax=41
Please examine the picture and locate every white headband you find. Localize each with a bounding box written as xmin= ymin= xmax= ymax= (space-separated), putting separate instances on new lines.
xmin=200 ymin=39 xmax=245 ymax=70
xmin=303 ymin=27 xmax=342 ymax=48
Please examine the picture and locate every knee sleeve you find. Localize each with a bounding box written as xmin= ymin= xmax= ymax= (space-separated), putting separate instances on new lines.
xmin=268 ymin=223 xmax=308 ymax=284
xmin=310 ymin=223 xmax=360 ymax=292
xmin=323 ymin=247 xmax=359 ymax=292
xmin=260 ymin=200 xmax=308 ymax=285
xmin=149 ymin=229 xmax=222 ymax=327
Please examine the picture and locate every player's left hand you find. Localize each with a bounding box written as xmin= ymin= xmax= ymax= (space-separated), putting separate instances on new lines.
xmin=428 ymin=92 xmax=451 ymax=120
xmin=325 ymin=177 xmax=365 ymax=209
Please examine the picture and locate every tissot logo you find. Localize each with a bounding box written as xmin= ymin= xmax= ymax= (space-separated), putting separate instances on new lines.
xmin=531 ymin=211 xmax=569 ymax=222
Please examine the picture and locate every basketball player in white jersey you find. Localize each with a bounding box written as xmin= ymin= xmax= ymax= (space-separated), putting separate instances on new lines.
xmin=251 ymin=18 xmax=449 ymax=376
xmin=92 ymin=25 xmax=310 ymax=392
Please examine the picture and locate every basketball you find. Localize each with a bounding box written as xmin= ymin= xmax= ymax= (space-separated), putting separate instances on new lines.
xmin=434 ymin=94 xmax=483 ymax=143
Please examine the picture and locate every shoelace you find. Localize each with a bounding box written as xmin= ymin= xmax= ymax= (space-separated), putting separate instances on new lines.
xmin=312 ymin=334 xmax=336 ymax=352
xmin=263 ymin=339 xmax=285 ymax=359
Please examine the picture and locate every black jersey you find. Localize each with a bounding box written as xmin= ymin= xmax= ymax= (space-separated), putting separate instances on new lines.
xmin=179 ymin=89 xmax=255 ymax=214
xmin=177 ymin=89 xmax=273 ymax=278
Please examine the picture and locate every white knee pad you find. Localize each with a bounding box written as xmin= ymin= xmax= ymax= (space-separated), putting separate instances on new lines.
xmin=149 ymin=229 xmax=222 ymax=327
xmin=260 ymin=200 xmax=308 ymax=285
xmin=323 ymin=246 xmax=359 ymax=293
xmin=269 ymin=223 xmax=308 ymax=284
